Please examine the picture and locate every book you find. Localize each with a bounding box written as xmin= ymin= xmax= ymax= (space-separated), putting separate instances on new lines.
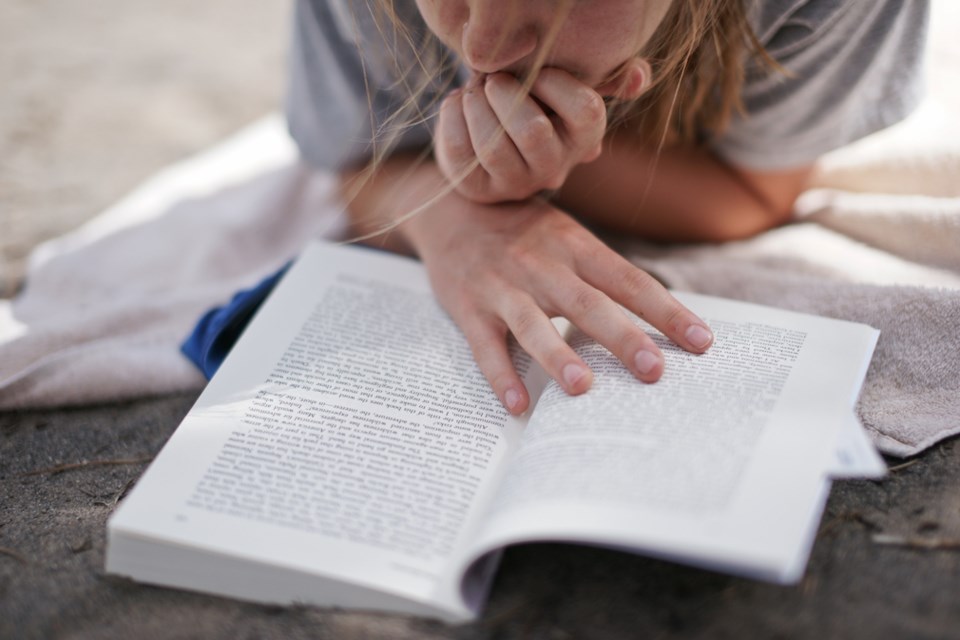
xmin=105 ymin=240 xmax=883 ymax=622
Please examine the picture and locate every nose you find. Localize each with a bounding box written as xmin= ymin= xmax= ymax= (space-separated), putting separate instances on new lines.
xmin=460 ymin=6 xmax=539 ymax=74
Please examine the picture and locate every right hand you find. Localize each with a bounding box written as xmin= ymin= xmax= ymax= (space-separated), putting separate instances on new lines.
xmin=405 ymin=188 xmax=715 ymax=416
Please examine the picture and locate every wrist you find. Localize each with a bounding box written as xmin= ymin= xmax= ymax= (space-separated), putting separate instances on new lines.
xmin=338 ymin=155 xmax=448 ymax=256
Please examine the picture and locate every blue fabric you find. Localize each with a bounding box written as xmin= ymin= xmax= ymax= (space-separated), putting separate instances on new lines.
xmin=181 ymin=264 xmax=290 ymax=379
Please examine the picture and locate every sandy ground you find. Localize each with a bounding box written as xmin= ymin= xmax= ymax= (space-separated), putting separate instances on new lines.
xmin=2 ymin=393 xmax=958 ymax=639
xmin=0 ymin=0 xmax=288 ymax=296
xmin=2 ymin=2 xmax=960 ymax=639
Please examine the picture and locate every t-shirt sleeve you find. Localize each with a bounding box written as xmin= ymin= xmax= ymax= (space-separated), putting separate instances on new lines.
xmin=285 ymin=0 xmax=458 ymax=171
xmin=712 ymin=0 xmax=930 ymax=171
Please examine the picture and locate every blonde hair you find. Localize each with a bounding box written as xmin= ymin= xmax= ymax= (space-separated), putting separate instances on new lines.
xmin=364 ymin=0 xmax=769 ymax=153
xmin=613 ymin=0 xmax=774 ymax=146
xmin=343 ymin=0 xmax=771 ymax=238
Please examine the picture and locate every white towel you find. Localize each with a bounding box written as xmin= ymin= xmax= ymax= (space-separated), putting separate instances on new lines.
xmin=1 ymin=102 xmax=958 ymax=457
xmin=0 ymin=115 xmax=348 ymax=408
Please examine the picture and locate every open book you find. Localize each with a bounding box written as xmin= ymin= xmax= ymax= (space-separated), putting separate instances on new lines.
xmin=106 ymin=241 xmax=883 ymax=622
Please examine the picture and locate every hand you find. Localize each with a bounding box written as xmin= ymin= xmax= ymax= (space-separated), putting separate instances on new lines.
xmin=434 ymin=67 xmax=608 ymax=204
xmin=406 ymin=190 xmax=715 ymax=416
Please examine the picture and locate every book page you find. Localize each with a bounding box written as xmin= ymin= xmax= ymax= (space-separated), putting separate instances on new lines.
xmin=107 ymin=242 xmax=534 ymax=620
xmin=830 ymin=414 xmax=886 ymax=479
xmin=462 ymin=293 xmax=879 ymax=583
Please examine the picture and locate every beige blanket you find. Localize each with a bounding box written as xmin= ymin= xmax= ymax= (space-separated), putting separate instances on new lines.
xmin=629 ymin=100 xmax=960 ymax=457
xmin=1 ymin=102 xmax=958 ymax=457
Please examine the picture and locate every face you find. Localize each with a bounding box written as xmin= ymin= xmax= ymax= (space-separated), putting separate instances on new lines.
xmin=414 ymin=0 xmax=672 ymax=90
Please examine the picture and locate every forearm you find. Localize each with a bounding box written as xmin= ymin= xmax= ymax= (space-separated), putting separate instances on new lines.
xmin=337 ymin=155 xmax=450 ymax=257
xmin=556 ymin=132 xmax=813 ymax=243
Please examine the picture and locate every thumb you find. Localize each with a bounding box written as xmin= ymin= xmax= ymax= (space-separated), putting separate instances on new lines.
xmin=595 ymin=58 xmax=652 ymax=100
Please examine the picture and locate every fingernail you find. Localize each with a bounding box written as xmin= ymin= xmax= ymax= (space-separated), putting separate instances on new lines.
xmin=504 ymin=388 xmax=522 ymax=413
xmin=562 ymin=363 xmax=587 ymax=389
xmin=634 ymin=350 xmax=660 ymax=375
xmin=685 ymin=324 xmax=713 ymax=349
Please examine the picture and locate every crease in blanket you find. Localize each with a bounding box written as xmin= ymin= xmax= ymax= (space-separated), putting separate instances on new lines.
xmin=0 ymin=116 xmax=348 ymax=411
xmin=628 ymin=241 xmax=960 ymax=459
xmin=1 ymin=102 xmax=958 ymax=457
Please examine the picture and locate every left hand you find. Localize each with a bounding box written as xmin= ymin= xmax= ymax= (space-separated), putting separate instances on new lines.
xmin=402 ymin=183 xmax=715 ymax=416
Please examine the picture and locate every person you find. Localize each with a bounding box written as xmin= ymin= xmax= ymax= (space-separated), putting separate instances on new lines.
xmin=286 ymin=0 xmax=928 ymax=416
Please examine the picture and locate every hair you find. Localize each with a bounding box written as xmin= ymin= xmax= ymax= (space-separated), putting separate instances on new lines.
xmin=364 ymin=0 xmax=771 ymax=150
xmin=342 ymin=0 xmax=773 ymax=238
xmin=612 ymin=0 xmax=774 ymax=147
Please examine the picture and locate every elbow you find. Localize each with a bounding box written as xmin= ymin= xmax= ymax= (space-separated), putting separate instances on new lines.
xmin=707 ymin=161 xmax=811 ymax=242
xmin=697 ymin=202 xmax=796 ymax=244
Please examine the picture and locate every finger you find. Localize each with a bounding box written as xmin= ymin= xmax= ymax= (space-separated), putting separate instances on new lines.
xmin=436 ymin=90 xmax=490 ymax=195
xmin=578 ymin=249 xmax=714 ymax=354
xmin=460 ymin=315 xmax=531 ymax=415
xmin=542 ymin=268 xmax=667 ymax=383
xmin=497 ymin=292 xmax=593 ymax=395
xmin=529 ymin=68 xmax=607 ymax=152
xmin=461 ymin=82 xmax=528 ymax=190
xmin=483 ymin=73 xmax=566 ymax=187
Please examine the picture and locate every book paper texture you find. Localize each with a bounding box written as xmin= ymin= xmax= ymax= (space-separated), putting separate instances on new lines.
xmin=107 ymin=242 xmax=881 ymax=621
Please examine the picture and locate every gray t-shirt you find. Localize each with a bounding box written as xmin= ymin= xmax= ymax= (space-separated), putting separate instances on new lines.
xmin=286 ymin=0 xmax=929 ymax=172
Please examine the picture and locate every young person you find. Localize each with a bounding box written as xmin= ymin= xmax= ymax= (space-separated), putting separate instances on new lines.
xmin=286 ymin=0 xmax=929 ymax=415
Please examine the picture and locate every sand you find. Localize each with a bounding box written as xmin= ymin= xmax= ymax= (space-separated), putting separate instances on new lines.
xmin=0 ymin=0 xmax=287 ymax=296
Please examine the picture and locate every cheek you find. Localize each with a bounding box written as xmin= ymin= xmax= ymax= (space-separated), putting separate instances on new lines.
xmin=551 ymin=32 xmax=637 ymax=85
xmin=558 ymin=9 xmax=650 ymax=83
xmin=415 ymin=0 xmax=467 ymax=52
